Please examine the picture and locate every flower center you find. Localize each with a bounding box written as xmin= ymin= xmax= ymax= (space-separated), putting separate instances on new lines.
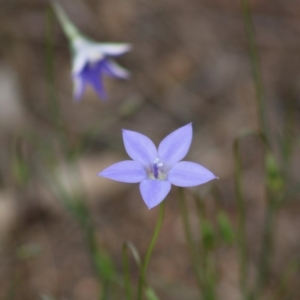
xmin=88 ymin=50 xmax=104 ymax=64
xmin=148 ymin=158 xmax=167 ymax=180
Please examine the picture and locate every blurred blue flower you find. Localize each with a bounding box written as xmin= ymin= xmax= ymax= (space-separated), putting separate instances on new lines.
xmin=53 ymin=2 xmax=131 ymax=101
xmin=98 ymin=123 xmax=217 ymax=209
xmin=72 ymin=39 xmax=131 ymax=100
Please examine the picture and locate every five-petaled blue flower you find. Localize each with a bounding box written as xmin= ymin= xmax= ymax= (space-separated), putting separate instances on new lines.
xmin=72 ymin=38 xmax=131 ymax=101
xmin=98 ymin=123 xmax=217 ymax=209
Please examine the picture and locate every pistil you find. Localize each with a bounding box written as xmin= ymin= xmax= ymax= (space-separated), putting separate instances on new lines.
xmin=149 ymin=158 xmax=165 ymax=180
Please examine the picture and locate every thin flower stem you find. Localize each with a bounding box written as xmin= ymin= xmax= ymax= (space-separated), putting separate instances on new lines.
xmin=233 ymin=132 xmax=278 ymax=300
xmin=252 ymin=194 xmax=277 ymax=300
xmin=233 ymin=137 xmax=249 ymax=300
xmin=73 ymin=196 xmax=114 ymax=300
xmin=240 ymin=0 xmax=270 ymax=145
xmin=122 ymin=243 xmax=133 ymax=300
xmin=46 ymin=6 xmax=71 ymax=157
xmin=52 ymin=1 xmax=81 ymax=41
xmin=235 ymin=1 xmax=281 ymax=288
xmin=247 ymin=200 xmax=277 ymax=300
xmin=281 ymin=99 xmax=296 ymax=179
xmin=46 ymin=7 xmax=61 ymax=131
xmin=178 ymin=188 xmax=203 ymax=295
xmin=137 ymin=201 xmax=166 ymax=300
xmin=194 ymin=195 xmax=216 ymax=300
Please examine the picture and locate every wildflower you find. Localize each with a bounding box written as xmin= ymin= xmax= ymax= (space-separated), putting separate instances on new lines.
xmin=71 ymin=39 xmax=131 ymax=100
xmin=53 ymin=2 xmax=131 ymax=101
xmin=98 ymin=123 xmax=217 ymax=209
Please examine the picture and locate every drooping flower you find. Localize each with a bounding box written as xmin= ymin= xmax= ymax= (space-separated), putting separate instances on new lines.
xmin=71 ymin=39 xmax=131 ymax=100
xmin=98 ymin=123 xmax=217 ymax=209
xmin=52 ymin=2 xmax=131 ymax=101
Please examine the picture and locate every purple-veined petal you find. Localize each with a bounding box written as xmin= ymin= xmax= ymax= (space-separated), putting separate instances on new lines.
xmin=122 ymin=130 xmax=157 ymax=165
xmin=168 ymin=161 xmax=217 ymax=187
xmin=158 ymin=123 xmax=193 ymax=165
xmin=103 ymin=60 xmax=130 ymax=79
xmin=140 ymin=179 xmax=171 ymax=209
xmin=98 ymin=160 xmax=147 ymax=183
xmin=95 ymin=43 xmax=132 ymax=56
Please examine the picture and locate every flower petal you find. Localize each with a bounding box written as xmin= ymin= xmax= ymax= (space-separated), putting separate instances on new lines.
xmin=98 ymin=160 xmax=146 ymax=183
xmin=158 ymin=123 xmax=193 ymax=165
xmin=81 ymin=63 xmax=107 ymax=99
xmin=168 ymin=161 xmax=217 ymax=187
xmin=140 ymin=180 xmax=171 ymax=209
xmin=89 ymin=74 xmax=107 ymax=99
xmin=95 ymin=43 xmax=132 ymax=56
xmin=122 ymin=130 xmax=157 ymax=165
xmin=103 ymin=60 xmax=130 ymax=79
xmin=72 ymin=51 xmax=88 ymax=74
xmin=73 ymin=75 xmax=86 ymax=101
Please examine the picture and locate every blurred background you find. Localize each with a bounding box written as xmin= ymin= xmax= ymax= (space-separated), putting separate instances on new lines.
xmin=0 ymin=0 xmax=300 ymax=299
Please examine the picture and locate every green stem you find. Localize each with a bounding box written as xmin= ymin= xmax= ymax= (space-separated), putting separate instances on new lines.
xmin=233 ymin=137 xmax=248 ymax=300
xmin=137 ymin=201 xmax=166 ymax=300
xmin=178 ymin=188 xmax=203 ymax=294
xmin=241 ymin=0 xmax=270 ymax=145
xmin=75 ymin=198 xmax=113 ymax=300
xmin=122 ymin=243 xmax=133 ymax=300
xmin=46 ymin=7 xmax=61 ymax=130
xmin=232 ymin=132 xmax=278 ymax=300
xmin=241 ymin=2 xmax=278 ymax=292
xmin=68 ymin=202 xmax=104 ymax=295
xmin=52 ymin=1 xmax=81 ymax=41
xmin=46 ymin=6 xmax=71 ymax=157
xmin=281 ymin=98 xmax=296 ymax=179
xmin=253 ymin=195 xmax=277 ymax=299
xmin=194 ymin=195 xmax=216 ymax=300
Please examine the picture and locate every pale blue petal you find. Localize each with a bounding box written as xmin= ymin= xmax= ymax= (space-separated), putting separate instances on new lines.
xmin=95 ymin=43 xmax=132 ymax=56
xmin=73 ymin=75 xmax=86 ymax=101
xmin=168 ymin=161 xmax=217 ymax=187
xmin=72 ymin=51 xmax=88 ymax=75
xmin=158 ymin=123 xmax=193 ymax=165
xmin=140 ymin=180 xmax=171 ymax=209
xmin=103 ymin=60 xmax=130 ymax=79
xmin=122 ymin=130 xmax=157 ymax=165
xmin=98 ymin=160 xmax=146 ymax=183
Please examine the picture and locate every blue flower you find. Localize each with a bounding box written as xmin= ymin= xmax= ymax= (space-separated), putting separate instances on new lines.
xmin=53 ymin=2 xmax=131 ymax=101
xmin=72 ymin=39 xmax=131 ymax=100
xmin=98 ymin=123 xmax=217 ymax=209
